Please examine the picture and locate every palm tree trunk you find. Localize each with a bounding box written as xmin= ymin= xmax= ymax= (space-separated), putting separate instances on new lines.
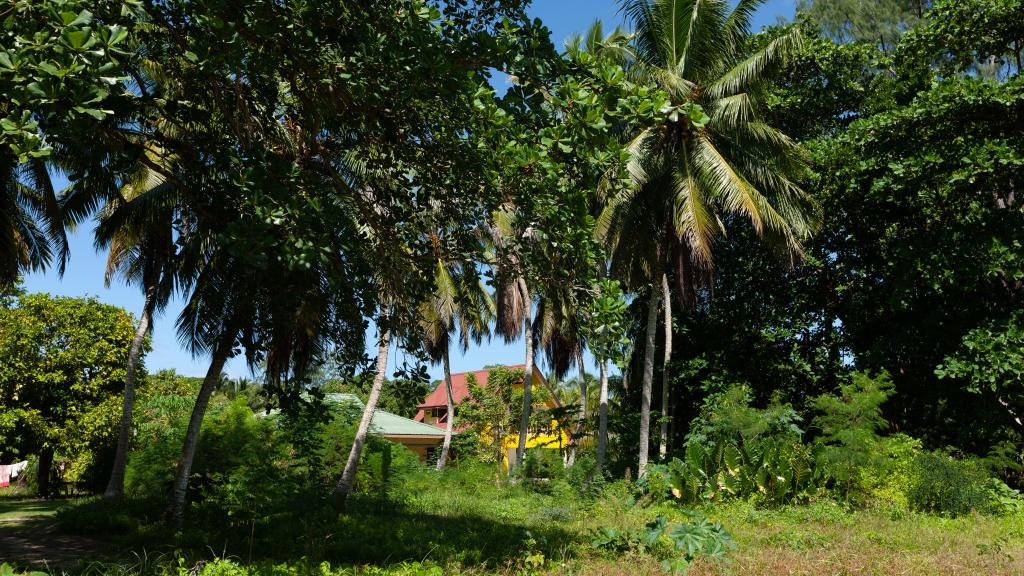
xmin=568 ymin=349 xmax=588 ymax=465
xmin=104 ymin=289 xmax=154 ymax=499
xmin=336 ymin=327 xmax=391 ymax=498
xmin=596 ymin=359 xmax=610 ymax=470
xmin=167 ymin=332 xmax=233 ymax=527
xmin=658 ymin=273 xmax=672 ymax=460
xmin=638 ymin=287 xmax=658 ymax=477
xmin=515 ymin=279 xmax=533 ymax=470
xmin=436 ymin=346 xmax=455 ymax=470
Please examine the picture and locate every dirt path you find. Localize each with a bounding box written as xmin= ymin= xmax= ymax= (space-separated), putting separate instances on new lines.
xmin=0 ymin=517 xmax=111 ymax=568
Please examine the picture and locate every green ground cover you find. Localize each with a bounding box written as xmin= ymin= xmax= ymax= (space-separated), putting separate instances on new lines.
xmin=0 ymin=498 xmax=64 ymax=523
xmin=2 ymin=464 xmax=1023 ymax=576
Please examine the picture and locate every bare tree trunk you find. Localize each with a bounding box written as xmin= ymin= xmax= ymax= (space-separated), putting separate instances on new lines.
xmin=104 ymin=290 xmax=153 ymax=499
xmin=658 ymin=273 xmax=672 ymax=460
xmin=596 ymin=360 xmax=610 ymax=470
xmin=167 ymin=332 xmax=233 ymax=526
xmin=515 ymin=279 xmax=533 ymax=470
xmin=336 ymin=327 xmax=391 ymax=498
xmin=436 ymin=346 xmax=455 ymax=470
xmin=638 ymin=288 xmax=659 ymax=477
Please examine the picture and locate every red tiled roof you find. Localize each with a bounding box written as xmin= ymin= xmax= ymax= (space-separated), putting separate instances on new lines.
xmin=413 ymin=364 xmax=526 ymax=422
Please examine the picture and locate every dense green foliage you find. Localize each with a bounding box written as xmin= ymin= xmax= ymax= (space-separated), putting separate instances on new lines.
xmin=2 ymin=0 xmax=1024 ymax=572
xmin=0 ymin=293 xmax=138 ymax=493
xmin=654 ymin=0 xmax=1024 ymax=478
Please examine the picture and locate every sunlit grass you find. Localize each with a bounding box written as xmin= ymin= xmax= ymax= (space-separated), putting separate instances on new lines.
xmin=0 ymin=498 xmax=65 ymax=523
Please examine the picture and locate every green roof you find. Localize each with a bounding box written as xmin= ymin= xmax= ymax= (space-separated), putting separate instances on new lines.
xmin=325 ymin=393 xmax=447 ymax=437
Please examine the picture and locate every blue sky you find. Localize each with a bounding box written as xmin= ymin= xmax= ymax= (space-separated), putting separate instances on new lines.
xmin=22 ymin=0 xmax=796 ymax=381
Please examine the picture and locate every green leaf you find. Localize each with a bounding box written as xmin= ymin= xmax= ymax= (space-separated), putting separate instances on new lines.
xmin=37 ymin=61 xmax=64 ymax=77
xmin=69 ymin=9 xmax=93 ymax=27
xmin=81 ymin=108 xmax=108 ymax=120
xmin=63 ymin=29 xmax=92 ymax=50
xmin=106 ymin=25 xmax=128 ymax=46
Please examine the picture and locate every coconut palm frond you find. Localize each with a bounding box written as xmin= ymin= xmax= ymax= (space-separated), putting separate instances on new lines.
xmin=671 ymin=147 xmax=719 ymax=265
xmin=706 ymin=27 xmax=803 ymax=99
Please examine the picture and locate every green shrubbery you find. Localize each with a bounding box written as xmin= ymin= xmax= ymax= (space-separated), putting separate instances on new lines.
xmin=60 ymin=392 xmax=410 ymax=543
xmin=907 ymin=452 xmax=995 ymax=516
xmin=635 ymin=374 xmax=1024 ymax=517
xmin=811 ymin=372 xmax=894 ymax=498
xmin=859 ymin=433 xmax=922 ymax=509
xmin=590 ymin=514 xmax=733 ymax=574
xmin=44 ymin=371 xmax=1024 ymax=575
xmin=644 ymin=384 xmax=819 ymax=506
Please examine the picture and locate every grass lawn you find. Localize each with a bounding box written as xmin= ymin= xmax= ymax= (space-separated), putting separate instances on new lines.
xmin=9 ymin=468 xmax=1024 ymax=575
xmin=0 ymin=497 xmax=65 ymax=523
xmin=690 ymin=501 xmax=1024 ymax=576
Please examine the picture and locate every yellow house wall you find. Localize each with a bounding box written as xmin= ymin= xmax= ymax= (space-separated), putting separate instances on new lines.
xmin=461 ymin=365 xmax=574 ymax=473
xmin=497 ymin=418 xmax=572 ymax=472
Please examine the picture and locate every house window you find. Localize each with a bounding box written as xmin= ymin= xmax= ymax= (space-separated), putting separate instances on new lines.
xmin=425 ymin=407 xmax=448 ymax=423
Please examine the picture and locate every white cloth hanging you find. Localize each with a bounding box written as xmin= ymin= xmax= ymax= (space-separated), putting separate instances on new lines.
xmin=11 ymin=460 xmax=28 ymax=478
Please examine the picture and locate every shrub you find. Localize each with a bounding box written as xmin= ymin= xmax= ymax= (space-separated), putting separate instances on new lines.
xmin=187 ymin=399 xmax=287 ymax=523
xmin=908 ymin=452 xmax=991 ymax=516
xmin=861 ymin=433 xmax=922 ymax=509
xmin=521 ymin=448 xmax=563 ymax=480
xmin=686 ymin=385 xmax=804 ymax=447
xmin=590 ymin=514 xmax=733 ymax=574
xmin=665 ymin=438 xmax=821 ymax=506
xmin=636 ymin=462 xmax=673 ymax=504
xmin=663 ymin=385 xmax=820 ymax=506
xmin=984 ymin=477 xmax=1024 ymax=515
xmin=980 ymin=440 xmax=1024 ymax=487
xmin=124 ymin=391 xmax=196 ymax=500
xmin=811 ymin=371 xmax=894 ymax=499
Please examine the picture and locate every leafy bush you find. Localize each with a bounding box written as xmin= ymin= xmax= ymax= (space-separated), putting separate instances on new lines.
xmin=590 ymin=514 xmax=733 ymax=574
xmin=122 ymin=388 xmax=415 ymax=524
xmin=636 ymin=462 xmax=674 ymax=504
xmin=186 ymin=399 xmax=286 ymax=524
xmin=686 ymin=385 xmax=804 ymax=447
xmin=665 ymin=438 xmax=820 ymax=505
xmin=861 ymin=433 xmax=922 ymax=509
xmin=811 ymin=372 xmax=893 ymax=498
xmin=124 ymin=390 xmax=196 ymax=500
xmin=908 ymin=452 xmax=992 ymax=516
xmin=980 ymin=440 xmax=1024 ymax=487
xmin=984 ymin=478 xmax=1024 ymax=515
xmin=520 ymin=448 xmax=563 ymax=481
xmin=563 ymin=451 xmax=605 ymax=497
xmin=659 ymin=385 xmax=820 ymax=506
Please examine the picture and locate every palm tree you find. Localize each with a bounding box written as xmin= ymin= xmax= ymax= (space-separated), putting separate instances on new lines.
xmin=94 ymin=149 xmax=181 ymax=499
xmin=336 ymin=313 xmax=392 ymax=497
xmin=167 ymin=247 xmax=250 ymax=526
xmin=0 ymin=158 xmax=69 ymax=287
xmin=535 ymin=283 xmax=588 ymax=464
xmin=658 ymin=272 xmax=673 ymax=459
xmin=600 ymin=0 xmax=818 ymax=476
xmin=334 ymin=188 xmax=430 ymax=496
xmin=488 ymin=203 xmax=539 ymax=470
xmin=420 ymin=251 xmax=495 ymax=470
